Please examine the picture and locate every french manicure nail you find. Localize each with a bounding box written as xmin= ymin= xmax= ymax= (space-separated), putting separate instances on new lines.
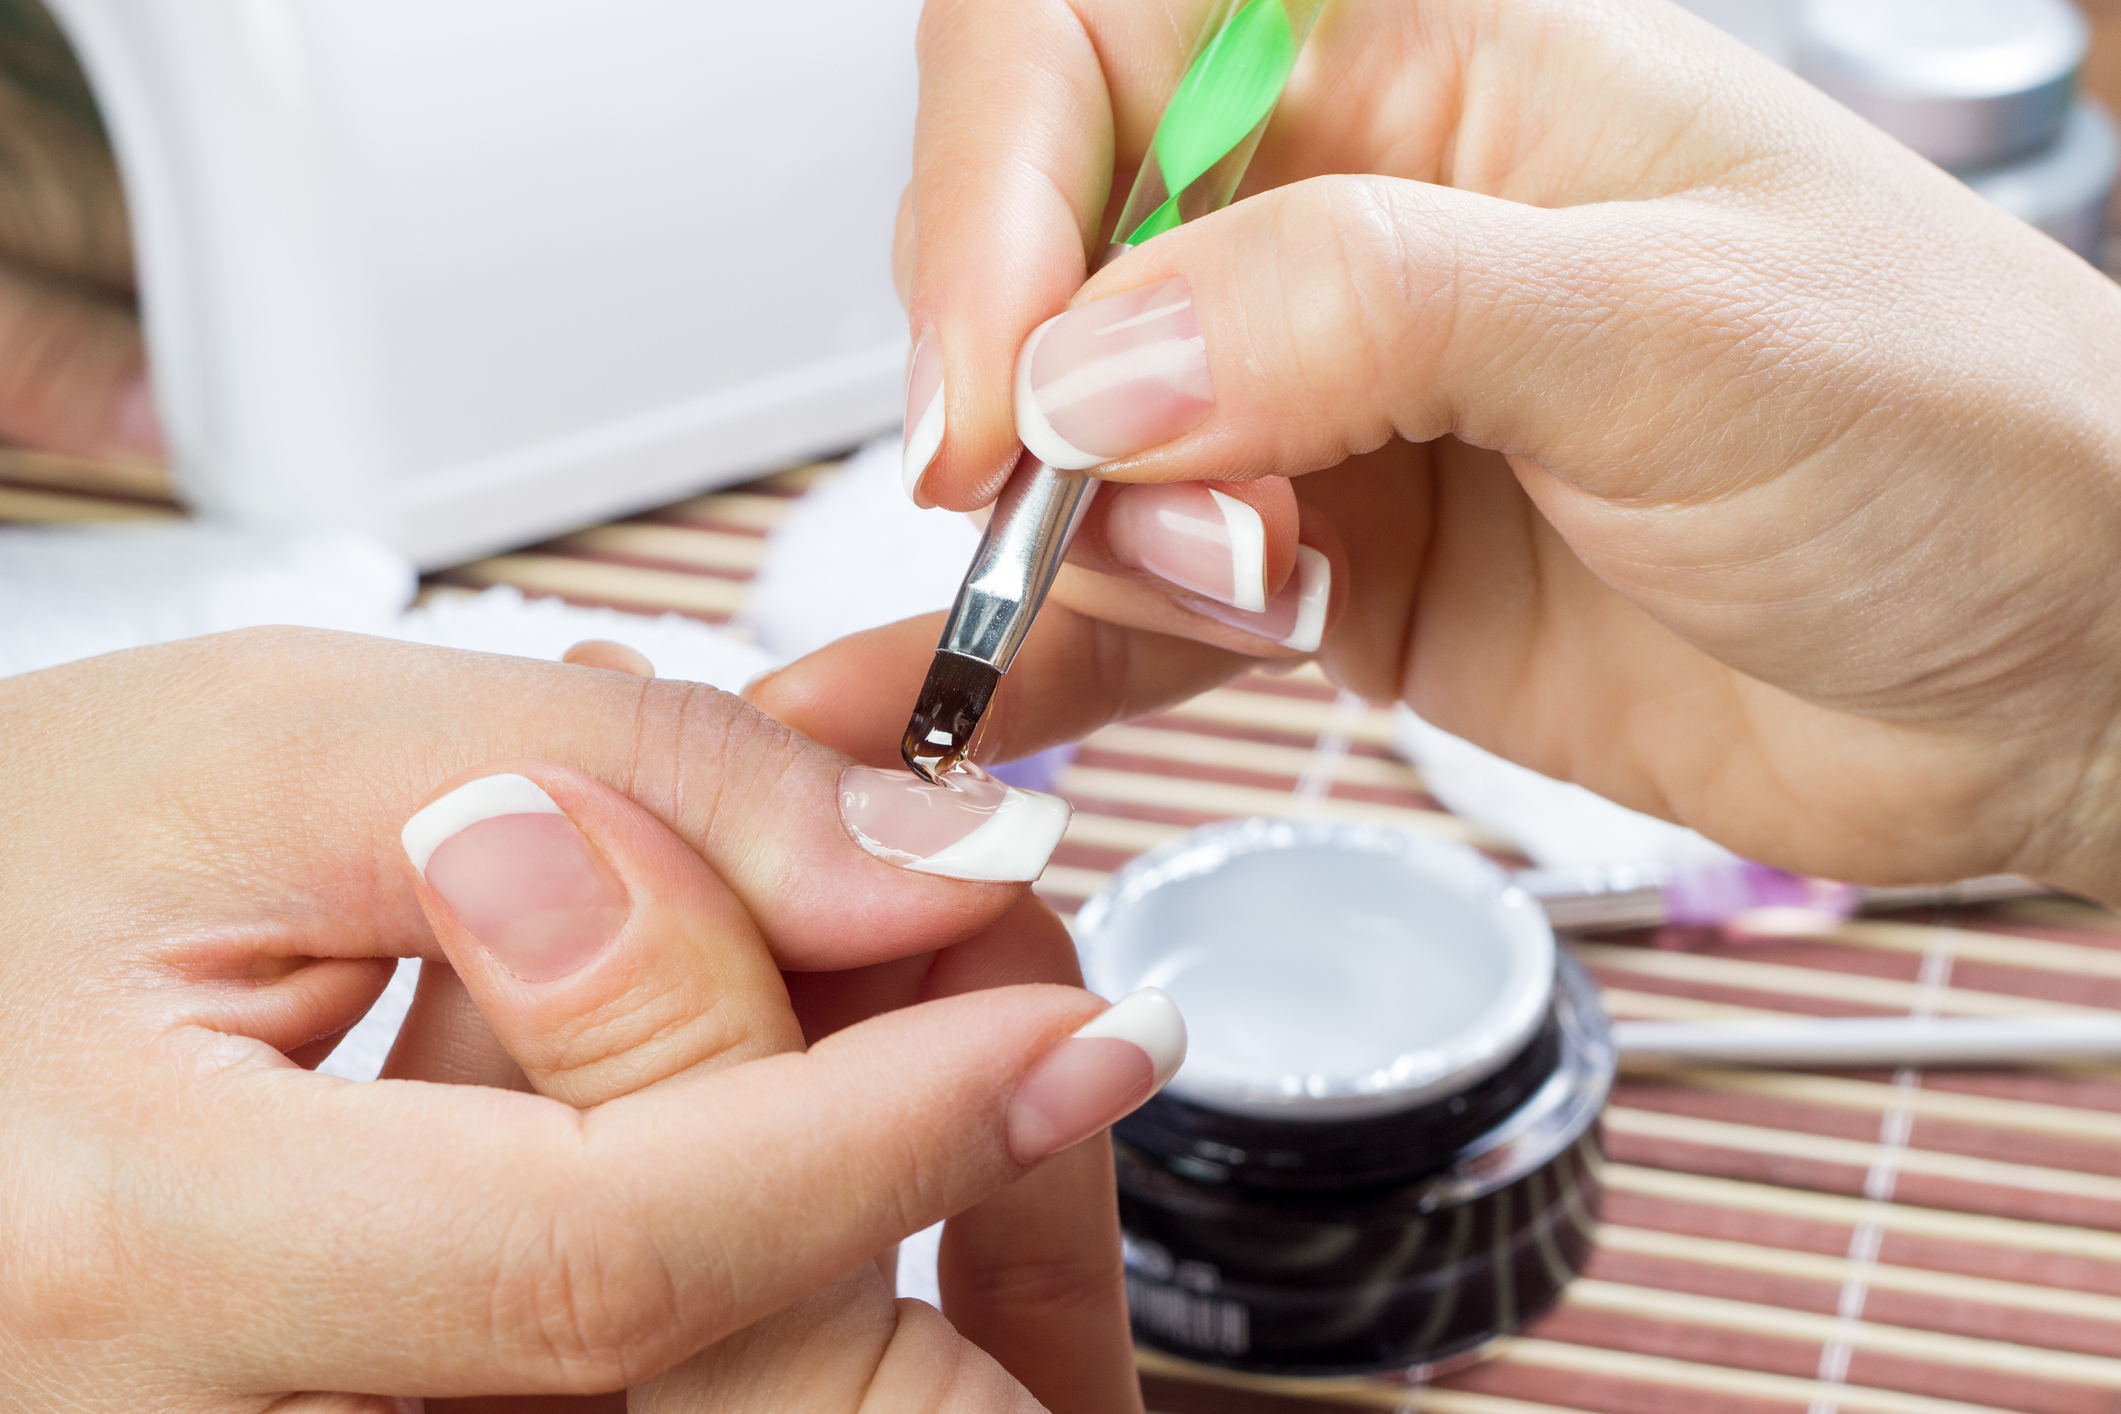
xmin=838 ymin=765 xmax=1071 ymax=882
xmin=903 ymin=326 xmax=946 ymax=502
xmin=401 ymin=774 xmax=628 ymax=983
xmin=1008 ymin=988 xmax=1188 ymax=1164
xmin=1105 ymin=482 xmax=1268 ymax=611
xmin=1190 ymin=544 xmax=1331 ymax=652
xmin=1014 ymin=277 xmax=1213 ymax=470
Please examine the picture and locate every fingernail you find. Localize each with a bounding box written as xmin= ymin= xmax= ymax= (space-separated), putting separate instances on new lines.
xmin=1008 ymin=988 xmax=1187 ymax=1164
xmin=401 ymin=774 xmax=628 ymax=983
xmin=1190 ymin=544 xmax=1331 ymax=652
xmin=560 ymin=639 xmax=654 ymax=677
xmin=111 ymin=372 xmax=164 ymax=458
xmin=1105 ymin=482 xmax=1268 ymax=611
xmin=738 ymin=665 xmax=781 ymax=703
xmin=903 ymin=325 xmax=946 ymax=502
xmin=1014 ymin=276 xmax=1213 ymax=470
xmin=838 ymin=765 xmax=1071 ymax=882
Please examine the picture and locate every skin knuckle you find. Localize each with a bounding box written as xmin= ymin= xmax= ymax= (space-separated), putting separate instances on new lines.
xmin=1275 ymin=175 xmax=1413 ymax=453
xmin=543 ymin=986 xmax=739 ymax=1099
xmin=951 ymin=1245 xmax=1119 ymax=1315
xmin=866 ymin=1302 xmax=1034 ymax=1413
xmin=487 ymin=1190 xmax=690 ymax=1387
xmin=660 ymin=679 xmax=813 ymax=860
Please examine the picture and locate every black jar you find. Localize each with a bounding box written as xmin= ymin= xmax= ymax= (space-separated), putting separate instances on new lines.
xmin=1076 ymin=818 xmax=1616 ymax=1378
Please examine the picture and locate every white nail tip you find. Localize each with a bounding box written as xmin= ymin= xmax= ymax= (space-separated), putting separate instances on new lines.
xmin=902 ymin=787 xmax=1074 ymax=883
xmin=1014 ymin=316 xmax=1104 ymax=471
xmin=902 ymin=377 xmax=946 ymax=501
xmin=401 ymin=773 xmax=562 ymax=876
xmin=1208 ymin=488 xmax=1269 ymax=613
xmin=1280 ymin=546 xmax=1330 ymax=653
xmin=1074 ymin=987 xmax=1188 ymax=1090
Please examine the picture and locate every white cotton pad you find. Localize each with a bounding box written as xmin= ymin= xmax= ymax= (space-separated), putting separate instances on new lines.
xmin=741 ymin=434 xmax=981 ymax=660
xmin=394 ymin=586 xmax=776 ymax=692
xmin=0 ymin=523 xmax=414 ymax=678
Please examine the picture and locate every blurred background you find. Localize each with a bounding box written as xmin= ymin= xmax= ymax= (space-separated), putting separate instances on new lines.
xmin=2 ymin=0 xmax=2118 ymax=576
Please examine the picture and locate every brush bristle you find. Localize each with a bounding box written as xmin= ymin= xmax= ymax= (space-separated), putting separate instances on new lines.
xmin=901 ymin=652 xmax=1001 ymax=782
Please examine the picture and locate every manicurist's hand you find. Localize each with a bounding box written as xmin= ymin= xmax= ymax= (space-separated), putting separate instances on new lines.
xmin=0 ymin=629 xmax=1167 ymax=1413
xmin=883 ymin=0 xmax=2121 ymax=902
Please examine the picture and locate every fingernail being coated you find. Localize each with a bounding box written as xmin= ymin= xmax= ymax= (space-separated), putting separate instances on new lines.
xmin=902 ymin=325 xmax=946 ymax=501
xmin=1015 ymin=277 xmax=1213 ymax=469
xmin=839 ymin=765 xmax=1071 ymax=882
xmin=1192 ymin=543 xmax=1332 ymax=652
xmin=401 ymin=774 xmax=628 ymax=982
xmin=1008 ymin=988 xmax=1188 ymax=1164
xmin=1105 ymin=482 xmax=1268 ymax=611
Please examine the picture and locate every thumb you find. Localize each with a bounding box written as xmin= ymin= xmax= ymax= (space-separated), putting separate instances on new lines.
xmin=399 ymin=760 xmax=800 ymax=1106
xmin=1003 ymin=171 xmax=1844 ymax=504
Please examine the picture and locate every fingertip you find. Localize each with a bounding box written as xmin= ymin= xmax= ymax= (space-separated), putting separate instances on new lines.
xmin=1092 ymin=475 xmax=1299 ymax=610
xmin=562 ymin=639 xmax=654 ymax=677
xmin=401 ymin=760 xmax=798 ymax=1106
xmin=1048 ymin=506 xmax=1344 ymax=664
xmin=738 ymin=664 xmax=782 ymax=706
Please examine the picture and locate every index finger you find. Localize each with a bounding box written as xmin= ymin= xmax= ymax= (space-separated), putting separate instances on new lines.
xmin=905 ymin=0 xmax=1216 ymax=509
xmin=163 ymin=983 xmax=1121 ymax=1398
xmin=12 ymin=630 xmax=1055 ymax=973
xmin=747 ymin=602 xmax=1247 ymax=770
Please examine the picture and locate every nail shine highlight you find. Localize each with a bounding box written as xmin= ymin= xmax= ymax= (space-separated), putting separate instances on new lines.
xmin=1105 ymin=482 xmax=1268 ymax=611
xmin=1015 ymin=277 xmax=1213 ymax=470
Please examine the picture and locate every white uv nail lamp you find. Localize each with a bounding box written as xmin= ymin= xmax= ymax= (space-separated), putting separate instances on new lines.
xmin=47 ymin=0 xmax=918 ymax=566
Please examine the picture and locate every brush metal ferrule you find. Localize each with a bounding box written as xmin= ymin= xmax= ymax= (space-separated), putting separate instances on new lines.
xmin=936 ymin=453 xmax=1099 ymax=672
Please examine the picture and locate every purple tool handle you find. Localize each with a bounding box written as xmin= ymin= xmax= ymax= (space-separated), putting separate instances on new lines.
xmin=1663 ymin=859 xmax=1861 ymax=928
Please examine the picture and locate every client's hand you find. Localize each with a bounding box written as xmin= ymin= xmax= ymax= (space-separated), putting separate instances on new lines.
xmin=0 ymin=0 xmax=159 ymax=461
xmin=875 ymin=0 xmax=2121 ymax=902
xmin=0 ymin=629 xmax=1156 ymax=1412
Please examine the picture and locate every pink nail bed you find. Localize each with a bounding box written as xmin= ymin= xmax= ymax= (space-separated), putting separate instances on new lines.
xmin=839 ymin=764 xmax=1072 ymax=882
xmin=1015 ymin=276 xmax=1214 ymax=470
xmin=1008 ymin=988 xmax=1188 ymax=1164
xmin=1190 ymin=544 xmax=1332 ymax=653
xmin=1105 ymin=482 xmax=1268 ymax=611
xmin=401 ymin=774 xmax=627 ymax=982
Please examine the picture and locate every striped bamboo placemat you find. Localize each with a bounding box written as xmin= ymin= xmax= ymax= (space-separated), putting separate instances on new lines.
xmin=13 ymin=448 xmax=2121 ymax=1414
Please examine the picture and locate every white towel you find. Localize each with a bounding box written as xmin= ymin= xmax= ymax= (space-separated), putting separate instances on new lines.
xmin=741 ymin=435 xmax=981 ymax=660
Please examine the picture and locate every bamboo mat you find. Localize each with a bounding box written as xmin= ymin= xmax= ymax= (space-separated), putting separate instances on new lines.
xmin=15 ymin=447 xmax=2121 ymax=1414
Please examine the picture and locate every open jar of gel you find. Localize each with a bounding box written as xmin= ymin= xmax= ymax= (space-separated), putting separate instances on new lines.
xmin=1076 ymin=818 xmax=1614 ymax=1377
